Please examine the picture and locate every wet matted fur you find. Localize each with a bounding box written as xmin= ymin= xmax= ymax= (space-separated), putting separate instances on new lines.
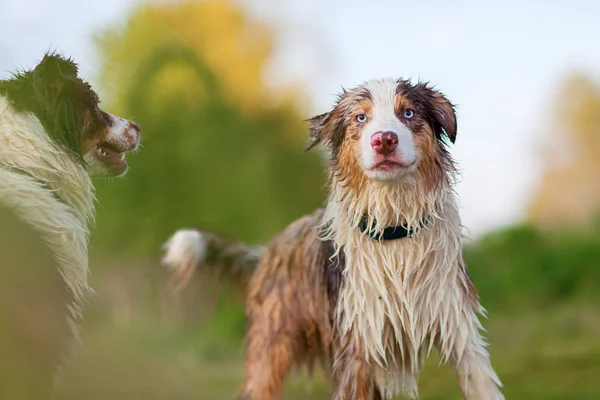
xmin=162 ymin=78 xmax=503 ymax=400
xmin=0 ymin=53 xmax=140 ymax=397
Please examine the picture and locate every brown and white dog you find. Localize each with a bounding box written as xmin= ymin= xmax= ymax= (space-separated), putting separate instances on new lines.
xmin=0 ymin=53 xmax=140 ymax=397
xmin=162 ymin=78 xmax=503 ymax=400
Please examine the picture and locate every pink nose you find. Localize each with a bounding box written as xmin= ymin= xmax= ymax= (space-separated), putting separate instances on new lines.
xmin=370 ymin=131 xmax=398 ymax=155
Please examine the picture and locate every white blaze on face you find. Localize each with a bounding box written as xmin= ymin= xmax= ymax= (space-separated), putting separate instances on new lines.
xmin=359 ymin=78 xmax=417 ymax=181
xmin=105 ymin=113 xmax=140 ymax=151
xmin=82 ymin=112 xmax=140 ymax=177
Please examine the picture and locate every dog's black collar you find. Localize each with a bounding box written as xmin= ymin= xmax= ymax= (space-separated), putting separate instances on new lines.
xmin=358 ymin=216 xmax=429 ymax=241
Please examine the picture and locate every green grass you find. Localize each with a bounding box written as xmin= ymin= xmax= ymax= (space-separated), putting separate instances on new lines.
xmin=56 ymin=303 xmax=600 ymax=399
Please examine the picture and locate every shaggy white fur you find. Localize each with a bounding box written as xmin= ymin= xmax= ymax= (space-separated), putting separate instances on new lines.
xmin=322 ymin=169 xmax=503 ymax=399
xmin=0 ymin=96 xmax=94 ymax=342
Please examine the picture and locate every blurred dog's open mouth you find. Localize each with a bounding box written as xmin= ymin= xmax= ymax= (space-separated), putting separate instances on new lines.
xmin=94 ymin=141 xmax=129 ymax=174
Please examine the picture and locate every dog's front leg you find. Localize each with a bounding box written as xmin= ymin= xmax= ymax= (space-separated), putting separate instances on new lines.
xmin=331 ymin=332 xmax=379 ymax=400
xmin=439 ymin=295 xmax=505 ymax=400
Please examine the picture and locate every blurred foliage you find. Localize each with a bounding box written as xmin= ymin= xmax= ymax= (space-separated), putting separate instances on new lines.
xmin=464 ymin=219 xmax=600 ymax=313
xmin=528 ymin=73 xmax=600 ymax=228
xmin=90 ymin=0 xmax=325 ymax=261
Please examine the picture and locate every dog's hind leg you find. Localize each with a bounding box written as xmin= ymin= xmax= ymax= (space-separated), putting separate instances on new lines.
xmin=238 ymin=326 xmax=294 ymax=400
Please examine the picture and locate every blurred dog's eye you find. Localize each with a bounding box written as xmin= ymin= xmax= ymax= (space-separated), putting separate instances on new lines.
xmin=356 ymin=114 xmax=367 ymax=123
xmin=403 ymin=109 xmax=414 ymax=119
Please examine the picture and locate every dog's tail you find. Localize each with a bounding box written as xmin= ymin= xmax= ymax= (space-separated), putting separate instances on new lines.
xmin=161 ymin=229 xmax=263 ymax=293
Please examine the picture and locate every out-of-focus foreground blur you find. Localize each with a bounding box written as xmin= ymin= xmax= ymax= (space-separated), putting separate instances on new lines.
xmin=1 ymin=1 xmax=599 ymax=399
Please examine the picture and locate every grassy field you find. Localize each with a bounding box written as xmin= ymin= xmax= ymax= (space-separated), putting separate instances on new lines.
xmin=54 ymin=222 xmax=600 ymax=399
xmin=57 ymin=301 xmax=600 ymax=400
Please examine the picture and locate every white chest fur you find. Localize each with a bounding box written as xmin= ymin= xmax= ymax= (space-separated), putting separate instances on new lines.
xmin=323 ymin=185 xmax=478 ymax=397
xmin=0 ymin=98 xmax=94 ymax=325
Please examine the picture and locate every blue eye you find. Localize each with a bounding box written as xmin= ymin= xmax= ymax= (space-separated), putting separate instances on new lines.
xmin=403 ymin=109 xmax=414 ymax=119
xmin=356 ymin=114 xmax=367 ymax=123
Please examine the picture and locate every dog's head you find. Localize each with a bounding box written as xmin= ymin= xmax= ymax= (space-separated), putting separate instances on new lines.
xmin=1 ymin=53 xmax=140 ymax=177
xmin=306 ymin=78 xmax=456 ymax=189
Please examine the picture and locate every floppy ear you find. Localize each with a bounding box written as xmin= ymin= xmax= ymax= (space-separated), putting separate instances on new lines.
xmin=34 ymin=53 xmax=79 ymax=82
xmin=304 ymin=112 xmax=329 ymax=152
xmin=429 ymin=90 xmax=457 ymax=144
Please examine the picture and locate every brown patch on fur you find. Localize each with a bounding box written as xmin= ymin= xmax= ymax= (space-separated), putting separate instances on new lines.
xmin=322 ymin=237 xmax=344 ymax=314
xmin=332 ymin=330 xmax=381 ymax=400
xmin=394 ymin=81 xmax=458 ymax=191
xmin=332 ymin=95 xmax=373 ymax=192
xmin=80 ymin=124 xmax=109 ymax=155
xmin=306 ymin=87 xmax=372 ymax=159
xmin=392 ymin=93 xmax=445 ymax=191
xmin=332 ymin=135 xmax=368 ymax=195
xmin=354 ymin=96 xmax=373 ymax=123
xmin=458 ymin=256 xmax=481 ymax=309
xmin=396 ymin=80 xmax=457 ymax=144
xmin=240 ymin=210 xmax=334 ymax=399
xmin=309 ymin=91 xmax=377 ymax=197
xmin=412 ymin=123 xmax=451 ymax=192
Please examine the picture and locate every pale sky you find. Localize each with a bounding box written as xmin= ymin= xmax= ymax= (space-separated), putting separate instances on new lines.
xmin=2 ymin=0 xmax=599 ymax=237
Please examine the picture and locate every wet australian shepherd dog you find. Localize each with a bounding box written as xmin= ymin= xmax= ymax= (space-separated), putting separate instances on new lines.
xmin=162 ymin=78 xmax=503 ymax=400
xmin=0 ymin=53 xmax=140 ymax=397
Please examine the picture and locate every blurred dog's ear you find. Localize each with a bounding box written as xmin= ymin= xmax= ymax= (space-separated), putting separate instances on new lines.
xmin=35 ymin=53 xmax=79 ymax=82
xmin=304 ymin=112 xmax=329 ymax=152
